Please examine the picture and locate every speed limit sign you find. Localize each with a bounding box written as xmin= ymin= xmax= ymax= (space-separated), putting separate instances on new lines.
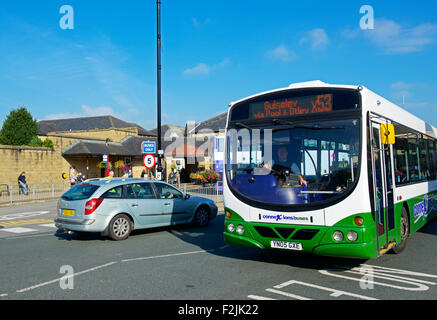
xmin=143 ymin=154 xmax=156 ymax=170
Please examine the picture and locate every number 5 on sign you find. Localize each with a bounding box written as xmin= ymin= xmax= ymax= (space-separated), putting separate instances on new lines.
xmin=143 ymin=154 xmax=156 ymax=170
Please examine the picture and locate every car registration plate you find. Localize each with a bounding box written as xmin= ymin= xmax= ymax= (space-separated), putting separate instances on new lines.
xmin=62 ymin=209 xmax=75 ymax=217
xmin=271 ymin=240 xmax=302 ymax=251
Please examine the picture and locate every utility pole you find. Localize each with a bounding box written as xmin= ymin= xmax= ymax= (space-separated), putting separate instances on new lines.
xmin=156 ymin=0 xmax=163 ymax=180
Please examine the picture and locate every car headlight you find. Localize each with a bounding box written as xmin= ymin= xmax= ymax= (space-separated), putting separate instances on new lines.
xmin=333 ymin=231 xmax=344 ymax=242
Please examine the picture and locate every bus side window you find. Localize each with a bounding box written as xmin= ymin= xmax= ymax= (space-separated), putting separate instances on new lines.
xmin=393 ymin=124 xmax=409 ymax=185
xmin=428 ymin=139 xmax=436 ymax=180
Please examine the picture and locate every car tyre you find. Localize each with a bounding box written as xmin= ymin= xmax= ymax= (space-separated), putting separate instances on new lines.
xmin=392 ymin=206 xmax=409 ymax=254
xmin=108 ymin=214 xmax=132 ymax=241
xmin=193 ymin=206 xmax=210 ymax=227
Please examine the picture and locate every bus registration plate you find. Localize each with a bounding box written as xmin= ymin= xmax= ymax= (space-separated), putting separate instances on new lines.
xmin=271 ymin=240 xmax=302 ymax=251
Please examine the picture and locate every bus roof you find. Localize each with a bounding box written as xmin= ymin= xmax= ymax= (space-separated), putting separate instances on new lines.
xmin=228 ymin=80 xmax=437 ymax=139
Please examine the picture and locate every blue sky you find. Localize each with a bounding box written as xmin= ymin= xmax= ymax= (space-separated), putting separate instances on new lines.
xmin=1 ymin=0 xmax=437 ymax=129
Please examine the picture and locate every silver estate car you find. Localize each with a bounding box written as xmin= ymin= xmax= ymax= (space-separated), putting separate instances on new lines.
xmin=55 ymin=178 xmax=218 ymax=240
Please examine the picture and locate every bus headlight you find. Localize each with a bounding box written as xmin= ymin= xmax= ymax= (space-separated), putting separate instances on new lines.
xmin=236 ymin=225 xmax=245 ymax=235
xmin=347 ymin=231 xmax=358 ymax=242
xmin=333 ymin=231 xmax=344 ymax=242
xmin=227 ymin=223 xmax=235 ymax=233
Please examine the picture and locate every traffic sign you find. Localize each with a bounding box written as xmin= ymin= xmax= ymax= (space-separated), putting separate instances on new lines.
xmin=102 ymin=154 xmax=108 ymax=163
xmin=142 ymin=141 xmax=156 ymax=154
xmin=143 ymin=154 xmax=156 ymax=170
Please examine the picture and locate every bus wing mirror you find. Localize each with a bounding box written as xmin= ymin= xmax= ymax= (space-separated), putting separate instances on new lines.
xmin=380 ymin=124 xmax=395 ymax=145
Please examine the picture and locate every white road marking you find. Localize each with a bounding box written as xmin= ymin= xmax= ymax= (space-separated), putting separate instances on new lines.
xmin=320 ymin=264 xmax=437 ymax=292
xmin=38 ymin=223 xmax=56 ymax=228
xmin=247 ymin=295 xmax=276 ymax=300
xmin=9 ymin=245 xmax=231 ymax=296
xmin=0 ymin=211 xmax=50 ymax=221
xmin=0 ymin=227 xmax=37 ymax=234
xmin=122 ymin=249 xmax=208 ymax=262
xmin=16 ymin=261 xmax=118 ymax=293
xmin=121 ymin=245 xmax=230 ymax=263
xmin=266 ymin=288 xmax=312 ymax=300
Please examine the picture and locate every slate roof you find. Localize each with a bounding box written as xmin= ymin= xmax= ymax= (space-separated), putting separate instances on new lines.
xmin=188 ymin=112 xmax=227 ymax=135
xmin=148 ymin=124 xmax=185 ymax=138
xmin=38 ymin=115 xmax=154 ymax=137
xmin=62 ymin=135 xmax=213 ymax=158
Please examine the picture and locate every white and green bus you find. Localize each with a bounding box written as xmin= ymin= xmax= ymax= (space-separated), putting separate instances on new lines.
xmin=223 ymin=81 xmax=437 ymax=259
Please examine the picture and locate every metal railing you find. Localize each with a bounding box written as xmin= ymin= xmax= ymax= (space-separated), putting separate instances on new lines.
xmin=180 ymin=181 xmax=223 ymax=203
xmin=0 ymin=183 xmax=70 ymax=205
xmin=0 ymin=181 xmax=224 ymax=205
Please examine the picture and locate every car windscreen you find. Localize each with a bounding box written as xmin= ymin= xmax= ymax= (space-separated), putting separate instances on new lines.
xmin=61 ymin=184 xmax=100 ymax=201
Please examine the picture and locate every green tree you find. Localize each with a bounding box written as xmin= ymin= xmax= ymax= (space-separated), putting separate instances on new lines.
xmin=0 ymin=107 xmax=39 ymax=146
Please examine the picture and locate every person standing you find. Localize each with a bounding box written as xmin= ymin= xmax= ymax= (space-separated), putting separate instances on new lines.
xmin=103 ymin=170 xmax=114 ymax=180
xmin=18 ymin=171 xmax=28 ymax=195
xmin=70 ymin=167 xmax=77 ymax=188
xmin=169 ymin=168 xmax=175 ymax=185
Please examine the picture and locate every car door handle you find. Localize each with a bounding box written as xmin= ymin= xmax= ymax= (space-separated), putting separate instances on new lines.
xmin=164 ymin=202 xmax=171 ymax=206
xmin=131 ymin=204 xmax=139 ymax=207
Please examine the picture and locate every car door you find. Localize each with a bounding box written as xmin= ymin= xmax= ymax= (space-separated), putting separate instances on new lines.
xmin=124 ymin=182 xmax=169 ymax=228
xmin=153 ymin=182 xmax=193 ymax=224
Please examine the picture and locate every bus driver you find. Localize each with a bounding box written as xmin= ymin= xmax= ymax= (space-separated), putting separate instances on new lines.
xmin=269 ymin=146 xmax=308 ymax=186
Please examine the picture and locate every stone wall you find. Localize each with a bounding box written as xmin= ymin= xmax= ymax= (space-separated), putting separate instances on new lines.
xmin=0 ymin=134 xmax=83 ymax=186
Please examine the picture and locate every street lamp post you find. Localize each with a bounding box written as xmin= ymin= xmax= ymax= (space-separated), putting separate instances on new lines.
xmin=156 ymin=0 xmax=163 ymax=180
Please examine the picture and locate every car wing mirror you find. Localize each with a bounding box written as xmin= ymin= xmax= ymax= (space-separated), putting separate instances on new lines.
xmin=184 ymin=193 xmax=191 ymax=199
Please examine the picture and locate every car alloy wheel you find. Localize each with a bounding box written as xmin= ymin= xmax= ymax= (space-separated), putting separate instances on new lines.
xmin=109 ymin=214 xmax=132 ymax=241
xmin=194 ymin=206 xmax=210 ymax=227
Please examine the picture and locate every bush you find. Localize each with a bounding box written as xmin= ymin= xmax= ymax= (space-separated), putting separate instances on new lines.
xmin=197 ymin=169 xmax=220 ymax=184
xmin=29 ymin=136 xmax=43 ymax=147
xmin=42 ymin=138 xmax=54 ymax=149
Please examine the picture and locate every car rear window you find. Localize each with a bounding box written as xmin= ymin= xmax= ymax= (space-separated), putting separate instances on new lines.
xmin=61 ymin=184 xmax=100 ymax=201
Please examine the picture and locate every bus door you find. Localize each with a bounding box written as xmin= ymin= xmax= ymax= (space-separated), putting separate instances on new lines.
xmin=370 ymin=119 xmax=396 ymax=254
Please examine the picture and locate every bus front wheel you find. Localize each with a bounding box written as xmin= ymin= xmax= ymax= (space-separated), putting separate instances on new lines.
xmin=392 ymin=206 xmax=410 ymax=254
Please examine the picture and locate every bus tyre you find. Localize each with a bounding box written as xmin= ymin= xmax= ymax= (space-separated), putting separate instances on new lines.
xmin=108 ymin=214 xmax=132 ymax=241
xmin=392 ymin=207 xmax=410 ymax=254
xmin=193 ymin=206 xmax=210 ymax=227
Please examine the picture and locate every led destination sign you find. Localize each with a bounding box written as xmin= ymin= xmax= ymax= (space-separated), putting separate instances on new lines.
xmin=249 ymin=94 xmax=333 ymax=120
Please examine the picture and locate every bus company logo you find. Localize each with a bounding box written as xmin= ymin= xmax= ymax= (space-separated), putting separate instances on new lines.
xmin=414 ymin=196 xmax=429 ymax=223
xmin=260 ymin=214 xmax=309 ymax=222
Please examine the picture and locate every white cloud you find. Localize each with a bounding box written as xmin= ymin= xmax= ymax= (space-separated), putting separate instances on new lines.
xmin=192 ymin=18 xmax=212 ymax=28
xmin=183 ymin=59 xmax=230 ymax=76
xmin=44 ymin=105 xmax=121 ymax=120
xmin=300 ymin=28 xmax=329 ymax=50
xmin=360 ymin=19 xmax=437 ymax=54
xmin=266 ymin=44 xmax=297 ymax=62
xmin=183 ymin=63 xmax=211 ymax=76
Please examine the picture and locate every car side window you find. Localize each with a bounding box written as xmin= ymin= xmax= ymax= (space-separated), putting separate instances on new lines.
xmin=154 ymin=183 xmax=183 ymax=199
xmin=131 ymin=183 xmax=156 ymax=199
xmin=101 ymin=186 xmax=123 ymax=199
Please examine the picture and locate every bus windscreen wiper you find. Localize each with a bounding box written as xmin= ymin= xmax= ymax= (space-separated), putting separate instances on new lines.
xmin=235 ymin=122 xmax=253 ymax=130
xmin=272 ymin=119 xmax=344 ymax=130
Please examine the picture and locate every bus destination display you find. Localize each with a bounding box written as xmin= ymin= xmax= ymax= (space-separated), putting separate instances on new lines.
xmin=249 ymin=94 xmax=333 ymax=120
